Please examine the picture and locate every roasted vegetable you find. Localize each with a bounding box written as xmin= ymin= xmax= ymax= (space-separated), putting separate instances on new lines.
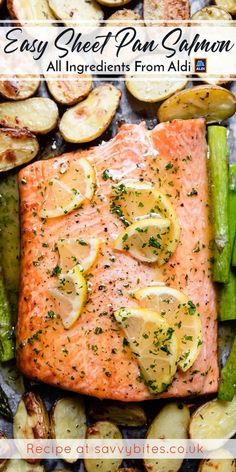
xmin=4 ymin=460 xmax=45 ymax=471
xmin=0 ymin=128 xmax=39 ymax=172
xmin=144 ymin=403 xmax=190 ymax=472
xmin=218 ymin=336 xmax=236 ymax=400
xmin=126 ymin=74 xmax=187 ymax=103
xmin=7 ymin=0 xmax=56 ymax=26
xmin=215 ymin=0 xmax=236 ymax=14
xmin=0 ymin=98 xmax=59 ymax=134
xmin=47 ymin=75 xmax=92 ymax=106
xmin=13 ymin=392 xmax=50 ymax=441
xmin=106 ymin=9 xmax=142 ymax=25
xmin=0 ymin=384 xmax=12 ymax=420
xmin=88 ymin=400 xmax=147 ymax=426
xmin=158 ymin=86 xmax=236 ymax=124
xmin=191 ymin=5 xmax=233 ymax=22
xmin=189 ymin=396 xmax=236 ymax=446
xmin=84 ymin=421 xmax=122 ymax=472
xmin=59 ymin=84 xmax=121 ymax=143
xmin=49 ymin=0 xmax=103 ymax=27
xmin=198 ymin=451 xmax=236 ymax=472
xmin=51 ymin=396 xmax=86 ymax=463
xmin=0 ymin=269 xmax=14 ymax=361
xmin=0 ymin=173 xmax=20 ymax=319
xmin=0 ymin=77 xmax=40 ymax=101
xmin=96 ymin=0 xmax=131 ymax=7
xmin=208 ymin=126 xmax=230 ymax=283
xmin=144 ymin=0 xmax=189 ymax=25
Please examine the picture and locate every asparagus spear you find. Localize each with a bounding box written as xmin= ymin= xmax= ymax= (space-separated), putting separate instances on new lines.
xmin=219 ymin=164 xmax=236 ymax=320
xmin=208 ymin=126 xmax=230 ymax=283
xmin=232 ymin=233 xmax=236 ymax=266
xmin=0 ymin=384 xmax=12 ymax=420
xmin=0 ymin=270 xmax=14 ymax=362
xmin=218 ymin=336 xmax=236 ymax=401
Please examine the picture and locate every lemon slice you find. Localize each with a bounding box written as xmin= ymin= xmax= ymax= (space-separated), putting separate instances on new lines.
xmin=40 ymin=157 xmax=95 ymax=218
xmin=111 ymin=180 xmax=180 ymax=264
xmin=114 ymin=307 xmax=179 ymax=393
xmin=114 ymin=217 xmax=173 ymax=264
xmin=134 ymin=286 xmax=203 ymax=371
xmin=48 ymin=267 xmax=87 ymax=329
xmin=57 ymin=237 xmax=100 ymax=272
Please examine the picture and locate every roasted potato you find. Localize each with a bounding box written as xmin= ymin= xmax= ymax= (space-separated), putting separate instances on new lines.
xmin=0 ymin=128 xmax=39 ymax=172
xmin=0 ymin=77 xmax=40 ymax=101
xmin=0 ymin=98 xmax=59 ymax=134
xmin=13 ymin=392 xmax=50 ymax=441
xmin=88 ymin=400 xmax=147 ymax=426
xmin=3 ymin=460 xmax=45 ymax=471
xmin=189 ymin=396 xmax=236 ymax=448
xmin=51 ymin=396 xmax=86 ymax=464
xmin=7 ymin=0 xmax=56 ymax=26
xmin=198 ymin=449 xmax=236 ymax=471
xmin=59 ymin=84 xmax=121 ymax=143
xmin=96 ymin=0 xmax=132 ymax=7
xmin=144 ymin=403 xmax=190 ymax=472
xmin=47 ymin=74 xmax=92 ymax=106
xmin=49 ymin=0 xmax=103 ymax=27
xmin=106 ymin=9 xmax=142 ymax=25
xmin=84 ymin=421 xmax=123 ymax=472
xmin=144 ymin=0 xmax=189 ymax=26
xmin=215 ymin=0 xmax=236 ymax=14
xmin=157 ymin=85 xmax=236 ymax=124
xmin=191 ymin=5 xmax=233 ymax=23
xmin=119 ymin=469 xmax=137 ymax=471
xmin=126 ymin=74 xmax=188 ymax=103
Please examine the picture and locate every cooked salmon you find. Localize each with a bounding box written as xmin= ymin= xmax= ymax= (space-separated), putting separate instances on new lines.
xmin=17 ymin=119 xmax=218 ymax=401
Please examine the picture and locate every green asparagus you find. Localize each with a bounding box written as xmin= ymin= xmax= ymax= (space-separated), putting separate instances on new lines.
xmin=208 ymin=126 xmax=230 ymax=283
xmin=219 ymin=164 xmax=236 ymax=320
xmin=0 ymin=270 xmax=14 ymax=362
xmin=218 ymin=336 xmax=236 ymax=401
xmin=232 ymin=232 xmax=236 ymax=266
xmin=0 ymin=384 xmax=12 ymax=420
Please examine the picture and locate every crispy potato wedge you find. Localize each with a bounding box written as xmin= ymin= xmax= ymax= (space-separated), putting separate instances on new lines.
xmin=60 ymin=84 xmax=121 ymax=143
xmin=144 ymin=0 xmax=189 ymax=26
xmin=49 ymin=0 xmax=103 ymax=27
xmin=215 ymin=0 xmax=236 ymax=14
xmin=0 ymin=76 xmax=40 ymax=101
xmin=51 ymin=396 xmax=86 ymax=464
xmin=13 ymin=392 xmax=50 ymax=441
xmin=106 ymin=9 xmax=142 ymax=25
xmin=0 ymin=128 xmax=39 ymax=172
xmin=191 ymin=5 xmax=233 ymax=23
xmin=84 ymin=421 xmax=122 ymax=472
xmin=189 ymin=396 xmax=236 ymax=448
xmin=47 ymin=74 xmax=92 ymax=105
xmin=198 ymin=449 xmax=236 ymax=472
xmin=126 ymin=74 xmax=188 ymax=103
xmin=157 ymin=85 xmax=236 ymax=124
xmin=144 ymin=403 xmax=190 ymax=472
xmin=7 ymin=0 xmax=56 ymax=26
xmin=0 ymin=98 xmax=59 ymax=134
xmin=3 ymin=460 xmax=45 ymax=472
xmin=88 ymin=400 xmax=147 ymax=426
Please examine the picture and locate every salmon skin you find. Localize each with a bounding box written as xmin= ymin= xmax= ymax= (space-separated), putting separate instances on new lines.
xmin=17 ymin=119 xmax=218 ymax=401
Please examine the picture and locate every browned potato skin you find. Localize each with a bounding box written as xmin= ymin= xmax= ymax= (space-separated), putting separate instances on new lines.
xmin=47 ymin=75 xmax=92 ymax=106
xmin=0 ymin=78 xmax=40 ymax=101
xmin=0 ymin=128 xmax=39 ymax=172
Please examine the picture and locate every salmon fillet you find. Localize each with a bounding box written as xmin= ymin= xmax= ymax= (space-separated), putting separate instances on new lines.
xmin=17 ymin=119 xmax=218 ymax=401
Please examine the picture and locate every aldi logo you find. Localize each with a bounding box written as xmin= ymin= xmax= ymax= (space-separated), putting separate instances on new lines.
xmin=194 ymin=58 xmax=207 ymax=73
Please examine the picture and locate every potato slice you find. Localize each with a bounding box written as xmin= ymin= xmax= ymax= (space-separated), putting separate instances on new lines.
xmin=7 ymin=0 xmax=56 ymax=26
xmin=4 ymin=460 xmax=45 ymax=472
xmin=144 ymin=403 xmax=190 ymax=472
xmin=84 ymin=421 xmax=122 ymax=472
xmin=13 ymin=392 xmax=50 ymax=441
xmin=189 ymin=396 xmax=236 ymax=448
xmin=0 ymin=98 xmax=59 ymax=134
xmin=157 ymin=85 xmax=236 ymax=124
xmin=88 ymin=400 xmax=147 ymax=426
xmin=215 ymin=0 xmax=236 ymax=14
xmin=60 ymin=84 xmax=121 ymax=143
xmin=106 ymin=9 xmax=142 ymax=25
xmin=126 ymin=74 xmax=188 ymax=103
xmin=144 ymin=0 xmax=189 ymax=26
xmin=47 ymin=74 xmax=92 ymax=106
xmin=51 ymin=397 xmax=86 ymax=464
xmin=49 ymin=0 xmax=103 ymax=27
xmin=191 ymin=5 xmax=233 ymax=23
xmin=0 ymin=128 xmax=39 ymax=172
xmin=198 ymin=450 xmax=236 ymax=472
xmin=0 ymin=76 xmax=40 ymax=101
